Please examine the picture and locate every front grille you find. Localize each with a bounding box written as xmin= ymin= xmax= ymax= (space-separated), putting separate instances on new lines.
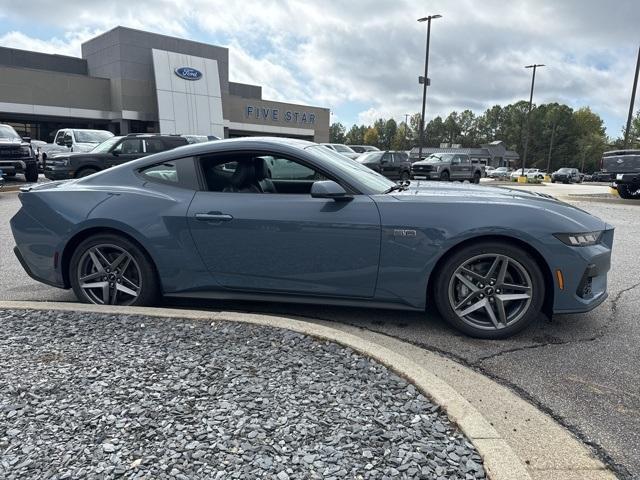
xmin=0 ymin=147 xmax=26 ymax=159
xmin=413 ymin=165 xmax=433 ymax=172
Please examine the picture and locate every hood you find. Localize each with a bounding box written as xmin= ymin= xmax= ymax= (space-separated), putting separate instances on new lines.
xmin=73 ymin=142 xmax=99 ymax=152
xmin=0 ymin=138 xmax=27 ymax=147
xmin=413 ymin=160 xmax=445 ymax=166
xmin=388 ymin=181 xmax=608 ymax=231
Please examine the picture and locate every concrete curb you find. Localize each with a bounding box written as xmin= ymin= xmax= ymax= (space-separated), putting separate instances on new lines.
xmin=0 ymin=301 xmax=617 ymax=480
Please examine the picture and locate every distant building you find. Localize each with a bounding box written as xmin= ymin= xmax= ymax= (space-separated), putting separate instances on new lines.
xmin=409 ymin=140 xmax=519 ymax=167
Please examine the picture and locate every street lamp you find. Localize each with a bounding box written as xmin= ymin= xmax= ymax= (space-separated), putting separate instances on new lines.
xmin=520 ymin=63 xmax=545 ymax=178
xmin=417 ymin=14 xmax=442 ymax=162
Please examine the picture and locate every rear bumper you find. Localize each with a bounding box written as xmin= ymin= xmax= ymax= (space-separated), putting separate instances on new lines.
xmin=44 ymin=165 xmax=74 ymax=180
xmin=614 ymin=173 xmax=640 ymax=184
xmin=13 ymin=245 xmax=64 ymax=288
xmin=0 ymin=160 xmax=28 ymax=174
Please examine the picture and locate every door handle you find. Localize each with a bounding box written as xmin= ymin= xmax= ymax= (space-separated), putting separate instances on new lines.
xmin=195 ymin=212 xmax=234 ymax=222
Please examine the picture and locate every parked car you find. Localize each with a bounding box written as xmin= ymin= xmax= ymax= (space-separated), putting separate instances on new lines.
xmin=44 ymin=133 xmax=188 ymax=180
xmin=551 ymin=167 xmax=582 ymax=184
xmin=510 ymin=168 xmax=545 ymax=181
xmin=348 ymin=145 xmax=380 ymax=154
xmin=11 ymin=137 xmax=614 ymax=339
xmin=411 ymin=153 xmax=483 ymax=183
xmin=358 ymin=150 xmax=412 ymax=180
xmin=488 ymin=166 xmax=511 ymax=179
xmin=321 ymin=143 xmax=360 ymax=160
xmin=483 ymin=166 xmax=495 ymax=178
xmin=0 ymin=124 xmax=38 ymax=182
xmin=601 ymin=149 xmax=640 ymax=199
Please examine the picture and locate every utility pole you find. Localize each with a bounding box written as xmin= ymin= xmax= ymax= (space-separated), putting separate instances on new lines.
xmin=546 ymin=122 xmax=556 ymax=174
xmin=624 ymin=45 xmax=640 ymax=148
xmin=417 ymin=14 xmax=441 ymax=161
xmin=520 ymin=64 xmax=545 ymax=177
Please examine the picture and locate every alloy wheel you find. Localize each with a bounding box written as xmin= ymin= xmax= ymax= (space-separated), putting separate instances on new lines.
xmin=76 ymin=244 xmax=142 ymax=305
xmin=448 ymin=253 xmax=533 ymax=331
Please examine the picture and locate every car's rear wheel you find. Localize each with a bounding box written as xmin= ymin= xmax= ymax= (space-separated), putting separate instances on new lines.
xmin=617 ymin=184 xmax=640 ymax=200
xmin=433 ymin=241 xmax=544 ymax=338
xmin=76 ymin=168 xmax=98 ymax=178
xmin=440 ymin=171 xmax=450 ymax=182
xmin=70 ymin=234 xmax=160 ymax=306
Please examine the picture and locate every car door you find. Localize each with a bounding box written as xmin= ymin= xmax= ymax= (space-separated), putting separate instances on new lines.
xmin=449 ymin=155 xmax=464 ymax=179
xmin=109 ymin=138 xmax=146 ymax=167
xmin=187 ymin=152 xmax=381 ymax=298
xmin=380 ymin=152 xmax=394 ymax=178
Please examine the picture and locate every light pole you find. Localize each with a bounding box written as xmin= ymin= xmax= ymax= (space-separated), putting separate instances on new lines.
xmin=624 ymin=45 xmax=640 ymax=148
xmin=417 ymin=14 xmax=441 ymax=162
xmin=520 ymin=64 xmax=545 ymax=178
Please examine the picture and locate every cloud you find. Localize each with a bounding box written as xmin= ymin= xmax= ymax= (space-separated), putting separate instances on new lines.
xmin=0 ymin=0 xmax=637 ymax=135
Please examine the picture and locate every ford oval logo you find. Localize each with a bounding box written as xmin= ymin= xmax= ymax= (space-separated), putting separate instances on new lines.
xmin=174 ymin=67 xmax=203 ymax=81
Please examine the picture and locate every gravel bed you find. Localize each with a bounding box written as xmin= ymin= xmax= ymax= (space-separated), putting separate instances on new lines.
xmin=0 ymin=309 xmax=486 ymax=479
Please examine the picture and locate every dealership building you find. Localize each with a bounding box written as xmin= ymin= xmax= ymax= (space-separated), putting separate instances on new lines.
xmin=0 ymin=26 xmax=330 ymax=143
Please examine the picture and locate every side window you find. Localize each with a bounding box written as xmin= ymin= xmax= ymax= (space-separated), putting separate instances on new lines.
xmin=451 ymin=155 xmax=461 ymax=164
xmin=63 ymin=132 xmax=73 ymax=145
xmin=145 ymin=138 xmax=165 ymax=154
xmin=460 ymin=156 xmax=470 ymax=164
xmin=55 ymin=131 xmax=66 ymax=145
xmin=200 ymin=153 xmax=327 ymax=194
xmin=382 ymin=152 xmax=392 ymax=163
xmin=114 ymin=139 xmax=144 ymax=154
xmin=141 ymin=162 xmax=179 ymax=183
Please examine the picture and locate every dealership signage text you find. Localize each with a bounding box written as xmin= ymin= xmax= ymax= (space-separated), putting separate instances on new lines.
xmin=174 ymin=67 xmax=203 ymax=81
xmin=245 ymin=105 xmax=315 ymax=124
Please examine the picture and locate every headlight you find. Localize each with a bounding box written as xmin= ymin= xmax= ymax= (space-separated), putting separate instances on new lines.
xmin=53 ymin=158 xmax=70 ymax=166
xmin=434 ymin=165 xmax=440 ymax=172
xmin=554 ymin=231 xmax=603 ymax=247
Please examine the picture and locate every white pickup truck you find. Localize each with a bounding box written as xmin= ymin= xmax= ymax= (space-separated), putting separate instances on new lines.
xmin=38 ymin=129 xmax=114 ymax=167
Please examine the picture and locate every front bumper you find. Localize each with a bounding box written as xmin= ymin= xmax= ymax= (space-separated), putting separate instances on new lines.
xmin=552 ymin=228 xmax=614 ymax=314
xmin=412 ymin=170 xmax=439 ymax=180
xmin=44 ymin=165 xmax=74 ymax=180
xmin=0 ymin=159 xmax=28 ymax=175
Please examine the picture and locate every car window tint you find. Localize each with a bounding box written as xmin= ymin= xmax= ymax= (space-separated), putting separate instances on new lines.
xmin=140 ymin=162 xmax=179 ymax=183
xmin=114 ymin=139 xmax=144 ymax=154
xmin=267 ymin=157 xmax=324 ymax=180
xmin=145 ymin=138 xmax=164 ymax=153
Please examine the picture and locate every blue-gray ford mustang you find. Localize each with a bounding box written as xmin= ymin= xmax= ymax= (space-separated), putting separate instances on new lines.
xmin=10 ymin=138 xmax=614 ymax=338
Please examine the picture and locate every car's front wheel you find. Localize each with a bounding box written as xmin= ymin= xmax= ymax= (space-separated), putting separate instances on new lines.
xmin=440 ymin=171 xmax=450 ymax=182
xmin=70 ymin=234 xmax=160 ymax=306
xmin=433 ymin=241 xmax=545 ymax=338
xmin=617 ymin=184 xmax=640 ymax=199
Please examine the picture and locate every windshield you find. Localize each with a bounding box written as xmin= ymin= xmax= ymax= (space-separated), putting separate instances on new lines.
xmin=91 ymin=136 xmax=122 ymax=153
xmin=74 ymin=130 xmax=113 ymax=143
xmin=306 ymin=145 xmax=395 ymax=194
xmin=496 ymin=167 xmax=508 ymax=171
xmin=423 ymin=153 xmax=454 ymax=164
xmin=0 ymin=125 xmax=22 ymax=141
xmin=557 ymin=168 xmax=572 ymax=173
xmin=358 ymin=151 xmax=384 ymax=163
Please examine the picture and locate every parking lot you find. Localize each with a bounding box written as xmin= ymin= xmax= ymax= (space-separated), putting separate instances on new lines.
xmin=1 ymin=178 xmax=639 ymax=478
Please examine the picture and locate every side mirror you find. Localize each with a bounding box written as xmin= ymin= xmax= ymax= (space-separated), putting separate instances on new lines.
xmin=22 ymin=136 xmax=31 ymax=143
xmin=64 ymin=140 xmax=73 ymax=147
xmin=310 ymin=180 xmax=351 ymax=201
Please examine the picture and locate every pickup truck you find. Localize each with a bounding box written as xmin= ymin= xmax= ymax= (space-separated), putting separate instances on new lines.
xmin=602 ymin=150 xmax=640 ymax=199
xmin=0 ymin=124 xmax=38 ymax=182
xmin=40 ymin=129 xmax=114 ymax=165
xmin=411 ymin=153 xmax=483 ymax=183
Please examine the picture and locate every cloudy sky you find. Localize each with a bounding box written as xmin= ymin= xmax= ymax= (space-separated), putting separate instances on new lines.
xmin=0 ymin=0 xmax=638 ymax=136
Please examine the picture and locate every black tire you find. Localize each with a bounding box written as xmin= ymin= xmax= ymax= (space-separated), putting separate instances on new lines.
xmin=432 ymin=241 xmax=545 ymax=339
xmin=69 ymin=233 xmax=160 ymax=306
xmin=472 ymin=172 xmax=481 ymax=184
xmin=24 ymin=163 xmax=38 ymax=183
xmin=75 ymin=167 xmax=99 ymax=178
xmin=440 ymin=170 xmax=450 ymax=182
xmin=617 ymin=184 xmax=640 ymax=200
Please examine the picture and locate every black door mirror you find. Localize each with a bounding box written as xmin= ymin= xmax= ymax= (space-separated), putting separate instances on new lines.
xmin=310 ymin=180 xmax=352 ymax=201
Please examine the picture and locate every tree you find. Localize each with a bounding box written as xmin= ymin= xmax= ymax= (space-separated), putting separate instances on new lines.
xmin=425 ymin=116 xmax=446 ymax=147
xmin=457 ymin=110 xmax=478 ymax=146
xmin=391 ymin=122 xmax=411 ymax=150
xmin=363 ymin=127 xmax=379 ymax=146
xmin=345 ymin=124 xmax=366 ymax=145
xmin=329 ymin=122 xmax=346 ymax=143
xmin=409 ymin=113 xmax=422 ymax=145
xmin=380 ymin=119 xmax=398 ymax=149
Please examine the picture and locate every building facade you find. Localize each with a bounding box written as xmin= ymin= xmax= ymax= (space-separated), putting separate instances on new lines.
xmin=0 ymin=26 xmax=329 ymax=143
xmin=409 ymin=141 xmax=520 ymax=167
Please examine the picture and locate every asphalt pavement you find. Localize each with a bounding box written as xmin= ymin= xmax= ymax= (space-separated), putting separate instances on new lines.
xmin=1 ymin=181 xmax=639 ymax=478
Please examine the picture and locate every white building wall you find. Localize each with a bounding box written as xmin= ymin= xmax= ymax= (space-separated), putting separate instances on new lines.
xmin=152 ymin=49 xmax=224 ymax=138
